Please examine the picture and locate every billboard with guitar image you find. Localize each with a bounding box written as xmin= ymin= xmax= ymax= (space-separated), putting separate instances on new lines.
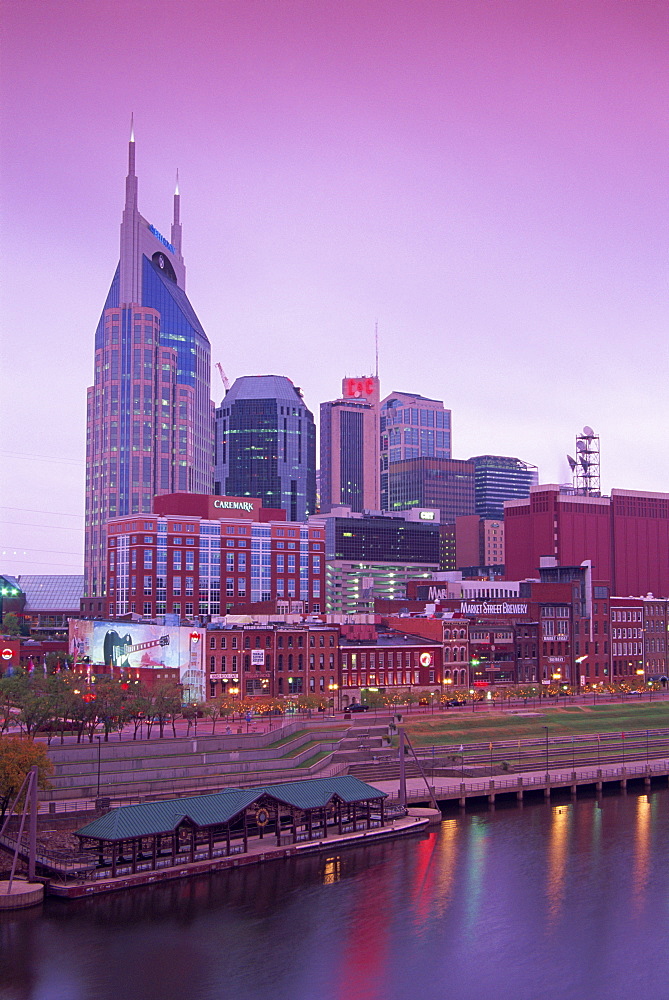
xmin=68 ymin=620 xmax=205 ymax=702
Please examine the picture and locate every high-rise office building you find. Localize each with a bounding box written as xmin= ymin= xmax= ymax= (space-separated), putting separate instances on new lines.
xmin=379 ymin=391 xmax=451 ymax=511
xmin=214 ymin=375 xmax=316 ymax=521
xmin=84 ymin=127 xmax=213 ymax=598
xmin=320 ymin=375 xmax=380 ymax=513
xmin=386 ymin=457 xmax=475 ymax=521
xmin=469 ymin=455 xmax=538 ymax=519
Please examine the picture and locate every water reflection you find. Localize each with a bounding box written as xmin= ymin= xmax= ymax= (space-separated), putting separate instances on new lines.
xmin=632 ymin=794 xmax=651 ymax=916
xmin=546 ymin=803 xmax=570 ymax=925
xmin=2 ymin=789 xmax=669 ymax=1000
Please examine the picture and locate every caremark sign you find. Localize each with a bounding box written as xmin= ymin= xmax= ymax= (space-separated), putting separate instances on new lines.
xmin=214 ymin=500 xmax=255 ymax=512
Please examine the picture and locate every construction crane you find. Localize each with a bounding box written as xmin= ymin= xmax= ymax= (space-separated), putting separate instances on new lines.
xmin=215 ymin=362 xmax=230 ymax=393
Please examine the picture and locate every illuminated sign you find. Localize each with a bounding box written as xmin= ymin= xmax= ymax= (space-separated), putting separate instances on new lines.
xmin=251 ymin=650 xmax=265 ymax=666
xmin=459 ymin=601 xmax=528 ymax=616
xmin=211 ymin=673 xmax=239 ymax=680
xmin=149 ymin=224 xmax=175 ymax=254
xmin=419 ymin=511 xmax=436 ymax=520
xmin=214 ymin=500 xmax=255 ymax=512
xmin=343 ymin=377 xmax=376 ymax=400
xmin=419 ymin=652 xmax=432 ymax=667
xmin=1 ymin=648 xmax=13 ymax=661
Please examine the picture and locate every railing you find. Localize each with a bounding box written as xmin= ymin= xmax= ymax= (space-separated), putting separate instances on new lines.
xmin=384 ymin=760 xmax=669 ymax=801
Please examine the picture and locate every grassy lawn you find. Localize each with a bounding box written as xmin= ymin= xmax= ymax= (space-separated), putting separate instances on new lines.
xmin=283 ymin=740 xmax=322 ymax=758
xmin=298 ymin=751 xmax=331 ymax=768
xmin=266 ymin=731 xmax=309 ymax=748
xmin=399 ymin=702 xmax=669 ymax=746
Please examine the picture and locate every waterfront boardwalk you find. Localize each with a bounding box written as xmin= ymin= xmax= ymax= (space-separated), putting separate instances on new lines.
xmin=374 ymin=757 xmax=669 ymax=807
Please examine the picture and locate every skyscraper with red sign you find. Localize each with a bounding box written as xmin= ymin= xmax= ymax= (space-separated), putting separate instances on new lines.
xmin=320 ymin=375 xmax=380 ymax=513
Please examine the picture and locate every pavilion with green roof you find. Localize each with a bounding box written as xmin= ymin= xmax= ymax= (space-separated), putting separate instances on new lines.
xmin=76 ymin=776 xmax=388 ymax=878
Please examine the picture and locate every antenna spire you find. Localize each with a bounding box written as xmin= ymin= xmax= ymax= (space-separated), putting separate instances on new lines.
xmin=171 ymin=168 xmax=182 ymax=257
xmin=375 ymin=320 xmax=379 ymax=379
xmin=125 ymin=114 xmax=137 ymax=210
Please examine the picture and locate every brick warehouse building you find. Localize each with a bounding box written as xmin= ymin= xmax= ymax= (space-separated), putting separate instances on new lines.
xmin=93 ymin=494 xmax=326 ymax=621
xmin=504 ymin=485 xmax=669 ymax=598
xmin=205 ymin=621 xmax=340 ymax=700
xmin=401 ymin=578 xmax=589 ymax=688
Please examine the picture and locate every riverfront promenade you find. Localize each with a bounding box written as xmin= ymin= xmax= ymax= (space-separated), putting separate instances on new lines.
xmin=373 ymin=757 xmax=669 ymax=807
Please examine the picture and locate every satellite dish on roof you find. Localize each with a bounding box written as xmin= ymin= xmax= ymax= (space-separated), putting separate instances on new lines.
xmin=567 ymin=455 xmax=577 ymax=471
xmin=576 ymin=440 xmax=586 ymax=452
xmin=583 ymin=425 xmax=594 ymax=437
xmin=580 ymin=457 xmax=589 ymax=469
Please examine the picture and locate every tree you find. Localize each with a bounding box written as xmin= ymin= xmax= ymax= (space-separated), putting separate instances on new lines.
xmin=93 ymin=677 xmax=127 ymax=741
xmin=1 ymin=613 xmax=24 ymax=636
xmin=149 ymin=681 xmax=182 ymax=737
xmin=0 ymin=735 xmax=53 ymax=820
xmin=14 ymin=673 xmax=57 ymax=737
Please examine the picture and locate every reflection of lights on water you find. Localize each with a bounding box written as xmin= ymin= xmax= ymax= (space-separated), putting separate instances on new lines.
xmin=546 ymin=804 xmax=570 ymax=925
xmin=463 ymin=818 xmax=488 ymax=936
xmin=431 ymin=818 xmax=459 ymax=919
xmin=632 ymin=795 xmax=651 ymax=915
xmin=323 ymin=856 xmax=341 ymax=885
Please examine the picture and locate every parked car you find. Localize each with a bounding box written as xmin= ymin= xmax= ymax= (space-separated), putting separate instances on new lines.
xmin=348 ymin=703 xmax=370 ymax=712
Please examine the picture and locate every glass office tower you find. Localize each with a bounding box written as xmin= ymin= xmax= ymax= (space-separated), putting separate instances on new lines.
xmin=214 ymin=375 xmax=316 ymax=521
xmin=84 ymin=128 xmax=213 ymax=598
xmin=470 ymin=455 xmax=538 ymax=519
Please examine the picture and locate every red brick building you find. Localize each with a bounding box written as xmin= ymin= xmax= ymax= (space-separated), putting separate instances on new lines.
xmin=96 ymin=494 xmax=326 ymax=621
xmin=505 ymin=485 xmax=669 ymax=598
xmin=339 ymin=629 xmax=443 ymax=705
xmin=205 ymin=622 xmax=339 ymax=700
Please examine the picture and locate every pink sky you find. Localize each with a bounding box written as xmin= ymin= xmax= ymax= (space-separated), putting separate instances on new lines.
xmin=1 ymin=0 xmax=667 ymax=575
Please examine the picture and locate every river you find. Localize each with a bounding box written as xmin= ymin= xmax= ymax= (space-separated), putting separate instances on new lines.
xmin=2 ymin=787 xmax=668 ymax=1000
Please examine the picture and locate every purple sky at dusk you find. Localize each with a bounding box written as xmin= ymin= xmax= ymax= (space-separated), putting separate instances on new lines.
xmin=1 ymin=0 xmax=667 ymax=575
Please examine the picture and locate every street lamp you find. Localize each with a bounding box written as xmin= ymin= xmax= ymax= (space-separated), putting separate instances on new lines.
xmin=469 ymin=688 xmax=475 ymax=713
xmin=328 ymin=682 xmax=339 ymax=713
xmin=96 ymin=736 xmax=102 ymax=798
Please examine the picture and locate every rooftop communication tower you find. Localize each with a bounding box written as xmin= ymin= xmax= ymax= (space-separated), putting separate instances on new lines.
xmin=566 ymin=426 xmax=600 ymax=496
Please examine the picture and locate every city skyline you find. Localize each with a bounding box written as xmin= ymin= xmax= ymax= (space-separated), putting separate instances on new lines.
xmin=1 ymin=0 xmax=667 ymax=575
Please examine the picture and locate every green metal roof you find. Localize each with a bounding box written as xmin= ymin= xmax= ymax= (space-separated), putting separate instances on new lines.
xmin=261 ymin=776 xmax=386 ymax=811
xmin=77 ymin=776 xmax=386 ymax=843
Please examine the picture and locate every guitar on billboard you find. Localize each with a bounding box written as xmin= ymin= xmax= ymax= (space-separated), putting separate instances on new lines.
xmin=103 ymin=631 xmax=170 ymax=670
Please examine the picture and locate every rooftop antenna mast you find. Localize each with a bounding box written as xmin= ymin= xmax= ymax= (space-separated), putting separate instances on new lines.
xmin=375 ymin=320 xmax=379 ymax=379
xmin=571 ymin=426 xmax=600 ymax=496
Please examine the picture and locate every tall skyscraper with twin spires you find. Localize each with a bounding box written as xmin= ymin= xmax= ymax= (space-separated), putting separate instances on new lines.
xmin=84 ymin=125 xmax=213 ymax=598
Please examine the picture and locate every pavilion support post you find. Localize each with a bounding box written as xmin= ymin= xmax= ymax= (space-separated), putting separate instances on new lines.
xmin=380 ymin=798 xmax=385 ymax=827
xmin=152 ymin=836 xmax=157 ymax=870
xmin=352 ymin=802 xmax=357 ymax=830
xmin=190 ymin=828 xmax=195 ymax=863
xmin=367 ymin=802 xmax=371 ymax=830
xmin=292 ymin=811 xmax=297 ymax=844
xmin=338 ymin=800 xmax=343 ymax=835
xmin=111 ymin=843 xmax=117 ymax=878
xmin=172 ymin=833 xmax=177 ymax=865
xmin=307 ymin=811 xmax=313 ymax=839
xmin=322 ymin=807 xmax=328 ymax=838
xmin=243 ymin=813 xmax=248 ymax=853
xmin=208 ymin=829 xmax=214 ymax=860
xmin=131 ymin=839 xmax=137 ymax=873
xmin=226 ymin=824 xmax=231 ymax=856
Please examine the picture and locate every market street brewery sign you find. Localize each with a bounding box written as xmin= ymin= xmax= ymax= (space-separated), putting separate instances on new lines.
xmin=459 ymin=601 xmax=528 ymax=615
xmin=418 ymin=585 xmax=528 ymax=616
